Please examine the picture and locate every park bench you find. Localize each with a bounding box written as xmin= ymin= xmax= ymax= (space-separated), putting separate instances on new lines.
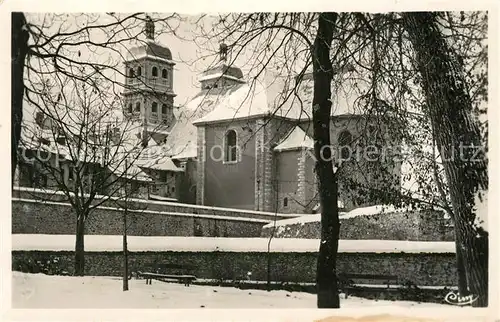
xmin=137 ymin=263 xmax=197 ymax=286
xmin=338 ymin=273 xmax=398 ymax=299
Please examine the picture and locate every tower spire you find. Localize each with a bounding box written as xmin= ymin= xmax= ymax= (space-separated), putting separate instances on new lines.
xmin=145 ymin=15 xmax=155 ymax=41
xmin=219 ymin=43 xmax=228 ymax=62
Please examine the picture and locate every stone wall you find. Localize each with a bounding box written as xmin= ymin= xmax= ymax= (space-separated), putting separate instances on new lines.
xmin=12 ymin=250 xmax=457 ymax=287
xmin=12 ymin=187 xmax=296 ymax=221
xmin=261 ymin=210 xmax=455 ymax=241
xmin=12 ymin=199 xmax=269 ymax=237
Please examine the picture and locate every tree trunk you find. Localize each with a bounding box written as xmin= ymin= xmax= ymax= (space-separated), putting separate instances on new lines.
xmin=123 ymin=207 xmax=129 ymax=291
xmin=74 ymin=213 xmax=86 ymax=276
xmin=455 ymin=238 xmax=469 ymax=295
xmin=11 ymin=12 xmax=29 ymax=184
xmin=403 ymin=12 xmax=489 ymax=307
xmin=312 ymin=12 xmax=340 ymax=309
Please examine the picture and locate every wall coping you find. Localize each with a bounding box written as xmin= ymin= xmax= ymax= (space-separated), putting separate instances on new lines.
xmin=12 ymin=198 xmax=271 ymax=224
xmin=12 ymin=187 xmax=299 ymax=218
xmin=12 ymin=234 xmax=456 ymax=254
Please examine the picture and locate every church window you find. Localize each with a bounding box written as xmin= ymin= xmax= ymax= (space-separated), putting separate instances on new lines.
xmin=137 ymin=66 xmax=142 ymax=76
xmin=224 ymin=129 xmax=238 ymax=162
xmin=283 ymin=197 xmax=288 ymax=207
xmin=127 ymin=103 xmax=133 ymax=113
xmin=128 ymin=68 xmax=135 ymax=77
xmin=162 ymin=68 xmax=168 ymax=78
xmin=135 ymin=102 xmax=141 ymax=112
xmin=152 ymin=102 xmax=158 ymax=113
xmin=338 ymin=130 xmax=352 ymax=160
xmin=162 ymin=104 xmax=168 ymax=114
xmin=152 ymin=66 xmax=158 ymax=77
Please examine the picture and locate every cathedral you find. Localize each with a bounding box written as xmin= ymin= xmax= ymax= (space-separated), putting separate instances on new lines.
xmin=130 ymin=20 xmax=402 ymax=213
xmin=16 ymin=18 xmax=402 ymax=214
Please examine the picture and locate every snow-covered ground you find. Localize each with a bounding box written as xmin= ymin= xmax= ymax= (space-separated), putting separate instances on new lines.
xmin=12 ymin=234 xmax=456 ymax=253
xmin=12 ymin=272 xmax=453 ymax=309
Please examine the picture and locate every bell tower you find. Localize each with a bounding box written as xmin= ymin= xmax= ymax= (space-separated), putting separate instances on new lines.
xmin=122 ymin=15 xmax=176 ymax=143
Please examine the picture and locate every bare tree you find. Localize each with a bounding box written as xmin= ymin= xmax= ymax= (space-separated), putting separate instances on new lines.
xmin=402 ymin=11 xmax=488 ymax=307
xmin=193 ymin=11 xmax=487 ymax=307
xmin=18 ymin=66 xmax=166 ymax=275
xmin=12 ymin=12 xmax=30 ymax=184
xmin=14 ymin=12 xmax=184 ymax=276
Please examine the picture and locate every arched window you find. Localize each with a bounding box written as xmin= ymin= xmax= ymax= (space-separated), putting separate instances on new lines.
xmin=161 ymin=104 xmax=168 ymax=114
xmin=137 ymin=67 xmax=142 ymax=76
xmin=135 ymin=102 xmax=141 ymax=112
xmin=338 ymin=130 xmax=352 ymax=160
xmin=162 ymin=68 xmax=168 ymax=78
xmin=283 ymin=197 xmax=288 ymax=207
xmin=152 ymin=102 xmax=158 ymax=113
xmin=224 ymin=129 xmax=238 ymax=162
xmin=128 ymin=68 xmax=135 ymax=78
xmin=127 ymin=103 xmax=133 ymax=113
xmin=152 ymin=66 xmax=158 ymax=77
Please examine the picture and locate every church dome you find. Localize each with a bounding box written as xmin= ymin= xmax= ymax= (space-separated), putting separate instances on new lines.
xmin=199 ymin=43 xmax=244 ymax=84
xmin=128 ymin=41 xmax=172 ymax=61
xmin=200 ymin=63 xmax=244 ymax=81
xmin=126 ymin=16 xmax=173 ymax=62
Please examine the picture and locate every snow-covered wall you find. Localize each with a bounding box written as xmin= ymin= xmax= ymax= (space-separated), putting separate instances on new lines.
xmin=12 ymin=199 xmax=268 ymax=238
xmin=12 ymin=235 xmax=457 ymax=287
xmin=12 ymin=187 xmax=298 ymax=221
xmin=262 ymin=206 xmax=454 ymax=241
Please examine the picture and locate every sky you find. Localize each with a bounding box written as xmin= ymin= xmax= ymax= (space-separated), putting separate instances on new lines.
xmin=23 ymin=12 xmax=312 ymax=110
xmin=24 ymin=13 xmax=280 ymax=108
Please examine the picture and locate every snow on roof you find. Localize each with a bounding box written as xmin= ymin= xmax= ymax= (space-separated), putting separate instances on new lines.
xmin=263 ymin=204 xmax=401 ymax=228
xmin=12 ymin=234 xmax=455 ymax=253
xmin=191 ymin=82 xmax=271 ymax=125
xmin=191 ymin=69 xmax=372 ymax=126
xmin=163 ymin=88 xmax=236 ymax=158
xmin=274 ymin=126 xmax=314 ymax=152
xmin=140 ymin=156 xmax=183 ymax=172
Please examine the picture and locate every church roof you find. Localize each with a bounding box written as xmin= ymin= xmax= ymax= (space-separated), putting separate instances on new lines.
xmin=274 ymin=126 xmax=314 ymax=152
xmin=191 ymin=70 xmax=369 ymax=126
xmin=126 ymin=40 xmax=173 ymax=63
xmin=163 ymin=86 xmax=239 ymax=159
xmin=199 ymin=62 xmax=245 ymax=83
xmin=139 ymin=156 xmax=183 ymax=172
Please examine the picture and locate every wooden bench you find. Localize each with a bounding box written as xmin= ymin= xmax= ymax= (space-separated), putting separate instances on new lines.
xmin=137 ymin=263 xmax=197 ymax=286
xmin=338 ymin=273 xmax=398 ymax=299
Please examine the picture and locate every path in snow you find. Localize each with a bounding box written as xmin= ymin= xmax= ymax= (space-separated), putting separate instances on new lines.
xmin=12 ymin=272 xmax=453 ymax=309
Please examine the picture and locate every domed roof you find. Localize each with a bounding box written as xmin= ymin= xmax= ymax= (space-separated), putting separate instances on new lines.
xmin=127 ymin=41 xmax=173 ymax=61
xmin=200 ymin=63 xmax=243 ymax=80
xmin=126 ymin=16 xmax=173 ymax=62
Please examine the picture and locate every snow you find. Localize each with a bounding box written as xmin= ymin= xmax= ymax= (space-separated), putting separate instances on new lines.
xmin=192 ymin=83 xmax=271 ymax=125
xmin=148 ymin=194 xmax=178 ymax=202
xmin=12 ymin=272 xmax=455 ymax=309
xmin=124 ymin=53 xmax=174 ymax=65
xmin=473 ymin=191 xmax=488 ymax=232
xmin=198 ymin=72 xmax=246 ymax=83
xmin=264 ymin=214 xmax=322 ymax=227
xmin=163 ymin=89 xmax=227 ymax=159
xmin=263 ymin=204 xmax=399 ymax=228
xmin=274 ymin=126 xmax=314 ymax=152
xmin=12 ymin=235 xmax=456 ymax=253
xmin=139 ymin=156 xmax=183 ymax=172
xmin=341 ymin=205 xmax=398 ymax=219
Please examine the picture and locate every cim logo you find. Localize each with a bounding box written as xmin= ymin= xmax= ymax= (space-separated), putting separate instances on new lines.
xmin=444 ymin=291 xmax=479 ymax=306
